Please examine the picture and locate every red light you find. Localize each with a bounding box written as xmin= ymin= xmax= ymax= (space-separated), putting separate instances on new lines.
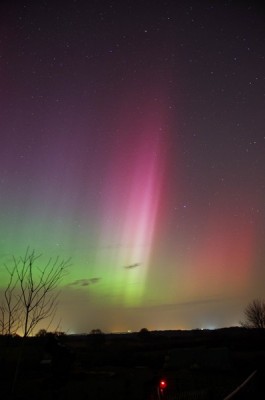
xmin=159 ymin=379 xmax=167 ymax=389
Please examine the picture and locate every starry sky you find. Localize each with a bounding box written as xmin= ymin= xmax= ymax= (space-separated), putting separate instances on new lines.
xmin=0 ymin=0 xmax=265 ymax=333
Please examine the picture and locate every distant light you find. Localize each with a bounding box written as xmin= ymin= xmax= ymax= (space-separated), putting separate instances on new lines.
xmin=201 ymin=325 xmax=216 ymax=330
xmin=159 ymin=379 xmax=167 ymax=389
xmin=127 ymin=330 xmax=132 ymax=333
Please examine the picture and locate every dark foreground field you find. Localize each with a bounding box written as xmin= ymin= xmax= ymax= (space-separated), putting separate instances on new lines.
xmin=1 ymin=328 xmax=265 ymax=399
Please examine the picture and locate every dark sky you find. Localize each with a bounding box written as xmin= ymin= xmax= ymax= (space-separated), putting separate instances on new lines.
xmin=0 ymin=0 xmax=265 ymax=333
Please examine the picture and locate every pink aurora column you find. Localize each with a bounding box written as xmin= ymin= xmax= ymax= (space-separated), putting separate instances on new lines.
xmin=96 ymin=112 xmax=167 ymax=305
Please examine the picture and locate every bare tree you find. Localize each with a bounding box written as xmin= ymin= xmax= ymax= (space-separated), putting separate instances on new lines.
xmin=0 ymin=248 xmax=70 ymax=397
xmin=0 ymin=268 xmax=21 ymax=335
xmin=0 ymin=248 xmax=70 ymax=337
xmin=241 ymin=299 xmax=265 ymax=329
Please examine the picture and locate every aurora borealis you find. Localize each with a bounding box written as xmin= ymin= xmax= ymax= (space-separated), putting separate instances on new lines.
xmin=0 ymin=1 xmax=265 ymax=333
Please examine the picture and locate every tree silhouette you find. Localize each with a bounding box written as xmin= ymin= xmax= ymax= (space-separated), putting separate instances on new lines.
xmin=0 ymin=248 xmax=70 ymax=396
xmin=241 ymin=299 xmax=265 ymax=329
xmin=0 ymin=268 xmax=21 ymax=335
xmin=0 ymin=248 xmax=70 ymax=337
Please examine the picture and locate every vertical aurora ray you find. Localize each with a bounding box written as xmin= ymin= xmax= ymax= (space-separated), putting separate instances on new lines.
xmin=94 ymin=113 xmax=166 ymax=306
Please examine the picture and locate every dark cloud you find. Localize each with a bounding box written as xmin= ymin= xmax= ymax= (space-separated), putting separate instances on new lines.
xmin=124 ymin=263 xmax=141 ymax=269
xmin=69 ymin=278 xmax=101 ymax=287
xmin=89 ymin=277 xmax=101 ymax=284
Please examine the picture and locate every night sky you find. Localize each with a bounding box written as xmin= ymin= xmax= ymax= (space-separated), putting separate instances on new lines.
xmin=0 ymin=1 xmax=265 ymax=333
